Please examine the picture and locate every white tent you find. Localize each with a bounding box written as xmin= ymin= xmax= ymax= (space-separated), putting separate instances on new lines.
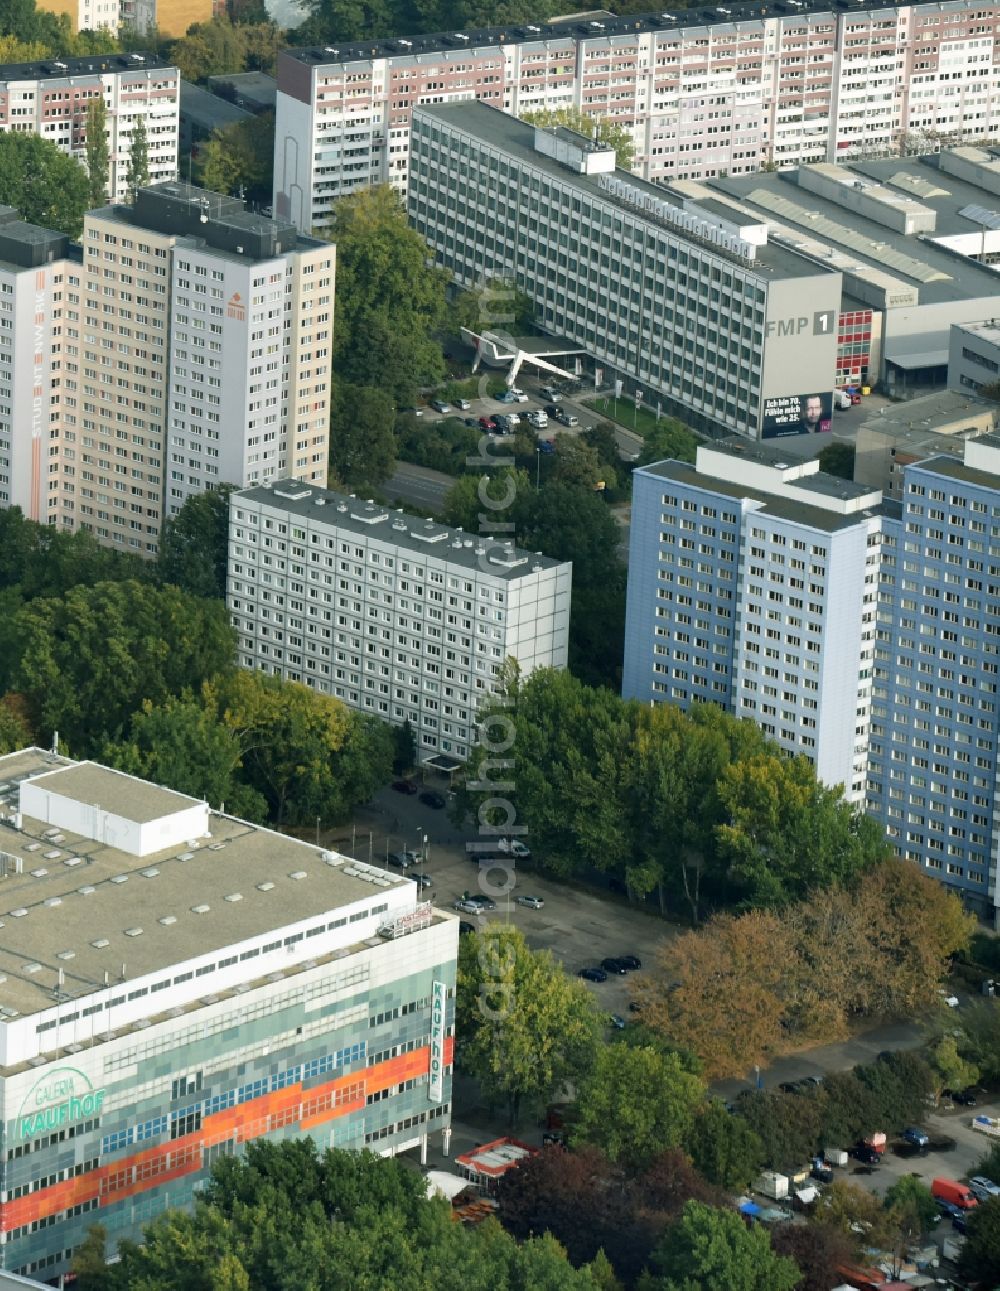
xmin=425 ymin=1171 xmax=471 ymax=1202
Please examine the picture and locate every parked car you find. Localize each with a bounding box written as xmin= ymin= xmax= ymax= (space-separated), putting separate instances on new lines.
xmin=498 ymin=837 xmax=531 ymax=858
xmin=947 ymin=1088 xmax=978 ymax=1106
xmin=388 ymin=851 xmax=413 ymax=869
xmin=429 ymin=399 xmax=451 ymax=414
xmin=811 ymin=1161 xmax=834 ymax=1184
xmin=527 ymin=411 xmax=549 ymax=428
xmin=609 ymin=1014 xmax=626 ymax=1030
xmin=902 ymin=1127 xmax=930 ymax=1149
xmin=454 ymin=899 xmax=481 ymax=914
xmin=851 ymin=1144 xmax=881 ymax=1166
xmin=542 ymin=1130 xmax=567 ymax=1147
xmin=579 ymin=967 xmax=608 ymax=982
xmin=969 ymin=1176 xmax=1000 ymax=1202
xmin=391 ymin=779 xmax=418 ymax=795
xmin=601 ymin=957 xmax=629 ymax=975
xmin=953 ymin=1212 xmax=969 ymax=1234
xmin=464 ymin=417 xmax=479 ymax=427
xmin=497 ymin=391 xmax=518 ymax=404
xmin=544 ymin=404 xmax=564 ymax=417
xmin=408 ymin=872 xmax=433 ymax=889
xmin=456 ymin=398 xmax=471 ymax=410
xmin=479 ymin=416 xmax=496 ymax=431
xmin=471 ymin=895 xmax=497 ymax=911
xmin=505 ymin=412 xmax=521 ymax=426
xmin=399 ymin=406 xmax=424 ymax=418
xmin=628 ymin=1001 xmax=643 ymax=1013
xmin=419 ymin=790 xmax=446 ymax=809
xmin=539 ymin=439 xmax=555 ymax=454
xmin=555 ymin=411 xmax=579 ymax=427
xmin=458 ymin=920 xmax=476 ymax=935
xmin=540 ymin=386 xmax=560 ymax=401
xmin=511 ymin=390 xmax=529 ymax=402
xmin=938 ymin=988 xmax=960 ymax=1008
xmin=618 ymin=955 xmax=642 ymax=971
xmin=932 ymin=1178 xmax=978 ymax=1210
xmin=517 ymin=895 xmax=544 ymax=909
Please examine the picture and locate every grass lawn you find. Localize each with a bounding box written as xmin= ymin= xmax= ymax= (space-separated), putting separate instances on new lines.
xmin=584 ymin=396 xmax=692 ymax=441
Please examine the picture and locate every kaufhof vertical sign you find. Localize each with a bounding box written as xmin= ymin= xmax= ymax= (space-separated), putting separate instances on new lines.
xmin=428 ymin=980 xmax=446 ymax=1104
xmin=17 ymin=1066 xmax=106 ymax=1139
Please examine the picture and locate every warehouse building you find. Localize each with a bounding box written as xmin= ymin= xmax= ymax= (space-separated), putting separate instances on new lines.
xmin=0 ymin=747 xmax=456 ymax=1281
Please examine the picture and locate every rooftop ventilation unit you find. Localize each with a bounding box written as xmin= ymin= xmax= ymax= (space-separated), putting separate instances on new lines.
xmin=91 ymin=938 xmax=110 ymax=949
xmin=159 ymin=915 xmax=177 ymax=926
xmin=31 ymin=868 xmax=48 ymax=878
xmin=224 ymin=892 xmax=243 ymax=902
xmin=44 ymin=897 xmax=61 ymax=908
xmin=142 ymin=868 xmax=159 ymax=878
xmin=78 ymin=885 xmax=96 ymax=895
xmin=57 ymin=950 xmax=75 ymax=960
xmin=289 ymin=871 xmax=307 ymax=880
xmin=177 ymin=851 xmax=194 ymax=861
xmin=110 ymin=874 xmax=128 ymax=884
xmin=11 ymin=908 xmax=27 ymax=917
xmin=191 ymin=904 xmax=210 ymax=914
xmin=124 ymin=928 xmax=143 ymax=937
xmin=257 ymin=881 xmax=274 ymax=892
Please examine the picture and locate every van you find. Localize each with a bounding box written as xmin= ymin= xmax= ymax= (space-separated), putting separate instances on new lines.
xmin=933 ymin=1178 xmax=978 ymax=1210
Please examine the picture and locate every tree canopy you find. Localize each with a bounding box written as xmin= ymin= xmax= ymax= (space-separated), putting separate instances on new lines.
xmin=329 ymin=185 xmax=448 ymax=403
xmin=640 ymin=1201 xmax=799 ymax=1291
xmin=0 ymin=132 xmax=89 ymax=237
xmin=157 ymin=486 xmax=235 ymax=599
xmin=330 ymin=383 xmax=398 ymax=487
xmin=456 ymin=925 xmax=600 ymax=1126
xmin=196 ymin=112 xmax=275 ymax=200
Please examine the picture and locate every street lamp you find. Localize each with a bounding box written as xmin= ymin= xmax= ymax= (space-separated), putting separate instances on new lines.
xmin=535 ymin=446 xmax=541 ymax=493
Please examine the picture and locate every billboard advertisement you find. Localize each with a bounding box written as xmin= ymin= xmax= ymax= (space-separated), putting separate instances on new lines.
xmin=761 ymin=391 xmax=833 ymax=439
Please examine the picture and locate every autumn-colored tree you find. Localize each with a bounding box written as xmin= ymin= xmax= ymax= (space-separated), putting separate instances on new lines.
xmin=634 ymin=909 xmax=789 ymax=1079
xmin=811 ymin=1180 xmax=898 ymax=1255
xmin=769 ymin=1222 xmax=854 ymax=1291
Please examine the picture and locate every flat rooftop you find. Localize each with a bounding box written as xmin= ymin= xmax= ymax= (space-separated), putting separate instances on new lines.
xmin=414 ymin=102 xmax=827 ymax=283
xmin=641 ymin=457 xmax=887 ymax=532
xmin=954 ymin=318 xmax=1000 ymax=346
xmin=237 ymin=480 xmax=569 ymax=581
xmin=912 ymin=452 xmax=1000 ymax=491
xmin=706 ymin=437 xmax=880 ymax=501
xmin=858 ymin=390 xmax=998 ymax=438
xmin=0 ymin=52 xmax=172 ymax=81
xmin=284 ymin=0 xmax=912 ymax=70
xmin=711 ymin=166 xmax=1000 ymax=304
xmin=179 ymin=80 xmax=253 ymax=131
xmin=0 ymin=749 xmax=411 ymax=1020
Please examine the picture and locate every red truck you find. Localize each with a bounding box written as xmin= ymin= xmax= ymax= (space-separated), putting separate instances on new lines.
xmin=932 ymin=1177 xmax=978 ymax=1210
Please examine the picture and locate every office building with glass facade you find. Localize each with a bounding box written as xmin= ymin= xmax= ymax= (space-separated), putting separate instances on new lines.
xmin=0 ymin=749 xmax=456 ymax=1281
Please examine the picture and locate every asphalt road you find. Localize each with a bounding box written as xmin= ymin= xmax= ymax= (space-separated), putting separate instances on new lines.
xmin=383 ymin=461 xmax=454 ymax=512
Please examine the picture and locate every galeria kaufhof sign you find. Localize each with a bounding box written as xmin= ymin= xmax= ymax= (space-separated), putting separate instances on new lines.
xmin=16 ymin=1066 xmax=107 ymax=1139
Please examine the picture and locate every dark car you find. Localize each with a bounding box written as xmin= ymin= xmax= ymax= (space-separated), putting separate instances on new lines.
xmin=407 ymin=872 xmax=433 ymax=889
xmin=391 ymin=779 xmax=418 ymax=795
xmin=539 ymin=439 xmax=555 ymax=455
xmin=851 ymin=1144 xmax=880 ymax=1166
xmin=628 ymin=1001 xmax=643 ymax=1013
xmin=419 ymin=791 xmax=446 ymax=809
xmin=811 ymin=1162 xmax=834 ymax=1183
xmin=601 ymin=957 xmax=629 ymax=975
xmin=544 ymin=404 xmax=563 ymax=417
xmin=467 ymin=896 xmax=497 ymax=912
xmin=618 ymin=955 xmax=642 ymax=971
xmin=388 ymin=852 xmax=413 ymax=869
xmin=952 ymin=1088 xmax=978 ymax=1106
xmin=458 ymin=921 xmax=476 ymax=935
xmin=579 ymin=967 xmax=608 ymax=983
xmin=464 ymin=417 xmax=479 ymax=427
xmin=542 ymin=1131 xmax=567 ymax=1147
xmin=953 ymin=1212 xmax=969 ymax=1234
xmin=778 ymin=1081 xmax=800 ymax=1095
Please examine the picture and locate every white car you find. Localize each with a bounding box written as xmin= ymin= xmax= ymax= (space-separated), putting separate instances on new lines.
xmin=498 ymin=838 xmax=532 ymax=859
xmin=505 ymin=412 xmax=521 ymax=426
xmin=456 ymin=398 xmax=471 ymax=410
xmin=517 ymin=895 xmax=544 ymax=909
xmin=527 ymin=412 xmax=548 ymax=429
xmin=938 ymin=988 xmax=960 ymax=1008
xmin=454 ymin=898 xmax=481 ymax=914
xmin=512 ymin=391 xmax=529 ymax=403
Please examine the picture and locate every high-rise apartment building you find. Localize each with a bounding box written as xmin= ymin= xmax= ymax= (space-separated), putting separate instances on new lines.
xmin=48 ymin=183 xmax=332 ymax=556
xmin=867 ymin=436 xmax=1000 ymax=919
xmin=274 ymin=0 xmax=1000 ymax=231
xmin=0 ymin=212 xmax=71 ymax=522
xmin=0 ymin=746 xmax=456 ymax=1282
xmin=407 ymin=102 xmax=840 ymax=441
xmin=29 ymin=0 xmax=211 ymax=37
xmin=624 ymin=443 xmax=886 ymax=803
xmin=0 ymin=54 xmax=178 ymax=203
xmin=227 ymin=481 xmax=572 ymax=763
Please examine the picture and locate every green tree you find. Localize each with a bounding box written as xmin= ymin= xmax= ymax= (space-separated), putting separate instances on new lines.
xmin=551 ymin=434 xmax=603 ymax=489
xmin=197 ymin=112 xmax=275 ymax=199
xmin=102 ymin=693 xmax=266 ymax=822
xmin=639 ymin=419 xmax=699 ymax=466
xmin=457 ymin=925 xmax=600 ymax=1126
xmin=211 ymin=670 xmax=392 ymax=825
xmin=10 ymin=580 xmax=235 ymax=752
xmin=818 ymin=440 xmax=855 ymax=480
xmin=961 ymin=1196 xmax=1000 ymax=1287
xmin=572 ymin=1043 xmax=705 ymax=1169
xmin=73 ymin=1223 xmax=109 ymax=1291
xmin=928 ymin=1033 xmax=979 ymax=1099
xmin=811 ymin=1179 xmax=897 ymax=1254
xmin=715 ymin=750 xmax=891 ymax=907
xmin=0 ymin=133 xmax=89 ymax=237
xmin=329 ymin=185 xmax=448 ymax=403
xmin=955 ymin=1001 xmax=1000 ymax=1083
xmin=521 ymin=107 xmax=635 ymax=172
xmin=85 ymin=93 xmax=109 ymax=206
xmin=170 ymin=17 xmax=248 ymax=82
xmin=684 ymin=1101 xmax=764 ymax=1190
xmin=392 ymin=719 xmax=415 ymax=776
xmin=442 ymin=467 xmax=532 ymax=532
xmin=732 ymin=1090 xmax=822 ymax=1174
xmin=157 ymin=485 xmax=235 ymax=599
xmin=0 ymin=698 xmax=30 ymax=754
xmin=329 ymin=382 xmax=397 ymax=486
xmin=125 ymin=112 xmax=150 ymax=201
xmin=641 ymin=1201 xmax=799 ymax=1291
xmin=451 ymin=275 xmax=536 ymax=335
xmin=884 ymin=1176 xmax=938 ymax=1240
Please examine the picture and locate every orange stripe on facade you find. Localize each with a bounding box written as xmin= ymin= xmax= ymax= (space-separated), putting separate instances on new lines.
xmin=0 ymin=1038 xmax=454 ymax=1234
